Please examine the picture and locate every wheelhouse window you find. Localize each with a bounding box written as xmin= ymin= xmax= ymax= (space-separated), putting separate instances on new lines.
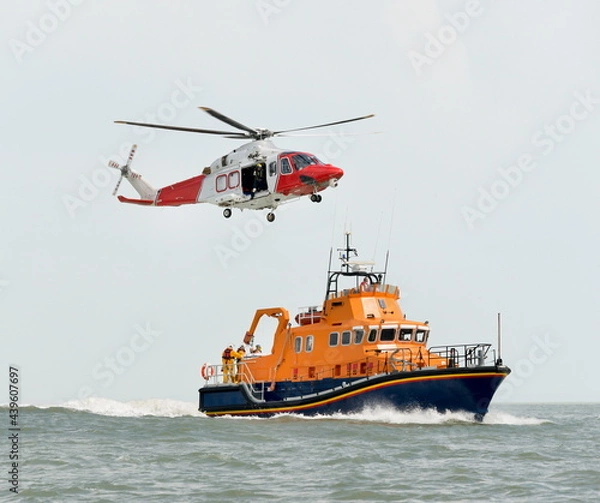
xmin=280 ymin=158 xmax=292 ymax=174
xmin=306 ymin=335 xmax=314 ymax=353
xmin=294 ymin=336 xmax=302 ymax=353
xmin=367 ymin=328 xmax=377 ymax=343
xmin=341 ymin=330 xmax=351 ymax=346
xmin=380 ymin=328 xmax=396 ymax=342
xmin=399 ymin=328 xmax=413 ymax=342
xmin=415 ymin=329 xmax=428 ymax=343
xmin=354 ymin=329 xmax=364 ymax=344
xmin=329 ymin=332 xmax=339 ymax=346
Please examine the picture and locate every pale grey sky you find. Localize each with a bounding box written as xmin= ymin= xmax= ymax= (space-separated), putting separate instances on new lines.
xmin=2 ymin=0 xmax=599 ymax=405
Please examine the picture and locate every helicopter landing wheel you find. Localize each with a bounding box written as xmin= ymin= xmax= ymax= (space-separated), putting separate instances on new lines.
xmin=223 ymin=208 xmax=232 ymax=219
xmin=266 ymin=212 xmax=276 ymax=223
xmin=311 ymin=194 xmax=322 ymax=203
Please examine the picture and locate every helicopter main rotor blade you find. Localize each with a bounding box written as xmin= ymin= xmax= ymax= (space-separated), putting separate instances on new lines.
xmin=114 ymin=120 xmax=248 ymax=138
xmin=276 ymin=131 xmax=382 ymax=138
xmin=199 ymin=107 xmax=258 ymax=136
xmin=273 ymin=114 xmax=375 ymax=136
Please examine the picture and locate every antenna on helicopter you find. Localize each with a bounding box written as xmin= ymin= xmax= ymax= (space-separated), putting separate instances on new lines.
xmin=108 ymin=144 xmax=137 ymax=196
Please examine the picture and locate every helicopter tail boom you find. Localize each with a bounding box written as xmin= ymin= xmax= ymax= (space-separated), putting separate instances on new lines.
xmin=155 ymin=175 xmax=205 ymax=206
xmin=115 ymin=174 xmax=206 ymax=207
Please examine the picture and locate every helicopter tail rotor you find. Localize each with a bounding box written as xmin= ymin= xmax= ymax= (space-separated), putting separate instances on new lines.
xmin=108 ymin=144 xmax=137 ymax=196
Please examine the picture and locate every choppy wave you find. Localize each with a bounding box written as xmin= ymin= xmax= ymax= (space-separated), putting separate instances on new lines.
xmin=482 ymin=410 xmax=550 ymax=426
xmin=35 ymin=397 xmax=202 ymax=418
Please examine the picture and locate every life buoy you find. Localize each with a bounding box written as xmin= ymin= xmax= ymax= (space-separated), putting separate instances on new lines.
xmin=200 ymin=364 xmax=214 ymax=380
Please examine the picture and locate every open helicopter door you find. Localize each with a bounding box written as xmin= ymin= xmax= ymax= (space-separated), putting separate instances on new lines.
xmin=241 ymin=161 xmax=269 ymax=199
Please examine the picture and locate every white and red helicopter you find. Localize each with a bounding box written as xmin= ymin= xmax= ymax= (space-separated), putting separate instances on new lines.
xmin=109 ymin=107 xmax=374 ymax=221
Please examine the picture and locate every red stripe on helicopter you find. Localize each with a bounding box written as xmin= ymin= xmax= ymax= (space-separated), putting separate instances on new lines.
xmin=156 ymin=175 xmax=205 ymax=206
xmin=117 ymin=196 xmax=154 ymax=206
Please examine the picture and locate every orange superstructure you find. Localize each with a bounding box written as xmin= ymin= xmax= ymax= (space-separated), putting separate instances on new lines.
xmin=241 ymin=286 xmax=443 ymax=385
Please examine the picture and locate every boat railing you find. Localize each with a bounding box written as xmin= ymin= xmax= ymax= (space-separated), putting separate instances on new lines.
xmin=289 ymin=344 xmax=494 ymax=383
xmin=202 ymin=343 xmax=494 ymax=392
xmin=200 ymin=361 xmax=259 ymax=387
xmin=238 ymin=363 xmax=269 ymax=400
xmin=428 ymin=343 xmax=492 ymax=368
xmin=296 ymin=355 xmax=396 ymax=382
xmin=328 ymin=283 xmax=400 ymax=299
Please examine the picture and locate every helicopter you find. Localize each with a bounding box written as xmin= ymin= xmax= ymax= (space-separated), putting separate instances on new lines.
xmin=109 ymin=107 xmax=374 ymax=222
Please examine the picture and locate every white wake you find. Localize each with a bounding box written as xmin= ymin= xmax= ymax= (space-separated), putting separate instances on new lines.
xmin=55 ymin=397 xmax=202 ymax=418
xmin=236 ymin=405 xmax=549 ymax=426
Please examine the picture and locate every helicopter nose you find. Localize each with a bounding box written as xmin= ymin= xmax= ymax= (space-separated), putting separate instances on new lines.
xmin=313 ymin=165 xmax=344 ymax=183
xmin=328 ymin=166 xmax=344 ymax=180
xmin=299 ymin=165 xmax=344 ymax=186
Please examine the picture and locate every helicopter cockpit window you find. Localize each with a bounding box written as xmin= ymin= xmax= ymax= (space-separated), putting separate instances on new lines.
xmin=281 ymin=158 xmax=292 ymax=175
xmin=291 ymin=154 xmax=318 ymax=171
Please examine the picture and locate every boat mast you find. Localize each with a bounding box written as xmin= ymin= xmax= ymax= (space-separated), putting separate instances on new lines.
xmin=340 ymin=231 xmax=357 ymax=274
xmin=382 ymin=249 xmax=389 ymax=286
xmin=497 ymin=312 xmax=503 ymax=365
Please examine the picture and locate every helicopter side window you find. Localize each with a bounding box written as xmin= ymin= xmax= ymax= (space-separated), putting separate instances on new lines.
xmin=269 ymin=161 xmax=277 ymax=176
xmin=291 ymin=154 xmax=316 ymax=171
xmin=280 ymin=158 xmax=292 ymax=175
xmin=228 ymin=171 xmax=239 ymax=189
xmin=216 ymin=174 xmax=227 ymax=192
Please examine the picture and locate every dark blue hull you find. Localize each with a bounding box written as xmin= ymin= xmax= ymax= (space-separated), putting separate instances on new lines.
xmin=199 ymin=366 xmax=511 ymax=420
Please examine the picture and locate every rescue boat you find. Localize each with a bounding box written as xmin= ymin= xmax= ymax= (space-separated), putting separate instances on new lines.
xmin=198 ymin=233 xmax=511 ymax=420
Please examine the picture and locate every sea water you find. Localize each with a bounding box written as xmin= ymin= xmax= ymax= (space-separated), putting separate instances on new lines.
xmin=2 ymin=401 xmax=599 ymax=502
